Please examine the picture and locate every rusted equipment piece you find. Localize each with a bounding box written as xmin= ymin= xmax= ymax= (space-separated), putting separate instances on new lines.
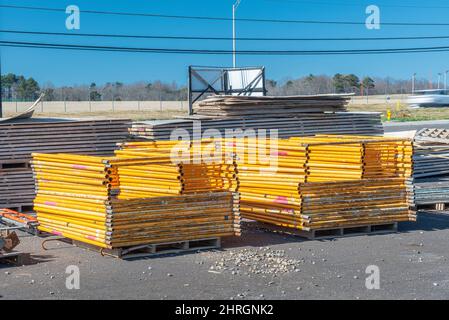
xmin=0 ymin=231 xmax=20 ymax=252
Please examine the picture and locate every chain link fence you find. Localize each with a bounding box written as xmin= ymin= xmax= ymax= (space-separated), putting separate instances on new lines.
xmin=1 ymin=100 xmax=188 ymax=114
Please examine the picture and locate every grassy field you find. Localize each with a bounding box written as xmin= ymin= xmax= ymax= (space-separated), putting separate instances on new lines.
xmin=349 ymin=103 xmax=449 ymax=122
xmin=26 ymin=103 xmax=449 ymax=122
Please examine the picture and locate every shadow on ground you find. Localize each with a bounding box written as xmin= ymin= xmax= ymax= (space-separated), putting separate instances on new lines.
xmin=400 ymin=211 xmax=449 ymax=232
xmin=223 ymin=212 xmax=449 ymax=250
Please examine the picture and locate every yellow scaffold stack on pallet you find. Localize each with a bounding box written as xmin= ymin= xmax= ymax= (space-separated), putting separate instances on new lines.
xmin=235 ymin=135 xmax=415 ymax=230
xmin=31 ymin=153 xmax=240 ymax=249
xmin=116 ymin=140 xmax=239 ymax=196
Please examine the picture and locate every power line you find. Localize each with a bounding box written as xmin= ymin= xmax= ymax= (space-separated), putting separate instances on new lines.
xmin=267 ymin=0 xmax=449 ymax=10
xmin=3 ymin=40 xmax=449 ymax=55
xmin=2 ymin=4 xmax=449 ymax=26
xmin=3 ymin=29 xmax=449 ymax=42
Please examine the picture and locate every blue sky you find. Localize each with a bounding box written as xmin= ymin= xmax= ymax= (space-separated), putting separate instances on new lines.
xmin=1 ymin=0 xmax=449 ymax=86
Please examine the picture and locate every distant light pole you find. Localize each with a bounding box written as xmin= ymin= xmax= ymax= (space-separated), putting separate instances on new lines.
xmin=232 ymin=0 xmax=242 ymax=68
xmin=438 ymin=73 xmax=442 ymax=89
xmin=445 ymin=70 xmax=449 ymax=90
xmin=412 ymin=73 xmax=417 ymax=94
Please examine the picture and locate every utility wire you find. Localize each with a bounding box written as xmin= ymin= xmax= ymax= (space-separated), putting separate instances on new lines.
xmin=267 ymin=0 xmax=449 ymax=10
xmin=2 ymin=29 xmax=449 ymax=41
xmin=1 ymin=4 xmax=449 ymax=26
xmin=3 ymin=40 xmax=449 ymax=55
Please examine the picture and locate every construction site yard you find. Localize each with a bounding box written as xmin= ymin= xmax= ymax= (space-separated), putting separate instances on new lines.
xmin=1 ymin=212 xmax=449 ymax=300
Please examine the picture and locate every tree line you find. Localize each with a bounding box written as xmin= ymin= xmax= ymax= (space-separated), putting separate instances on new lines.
xmin=1 ymin=72 xmax=436 ymax=101
xmin=266 ymin=74 xmax=431 ymax=96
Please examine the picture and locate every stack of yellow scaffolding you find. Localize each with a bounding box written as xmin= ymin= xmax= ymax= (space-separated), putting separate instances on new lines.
xmin=117 ymin=140 xmax=239 ymax=196
xmin=32 ymin=153 xmax=240 ymax=249
xmin=236 ymin=135 xmax=415 ymax=230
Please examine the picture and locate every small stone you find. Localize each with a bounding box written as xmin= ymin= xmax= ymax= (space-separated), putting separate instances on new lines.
xmin=433 ymin=282 xmax=439 ymax=287
xmin=353 ymin=276 xmax=359 ymax=279
xmin=167 ymin=273 xmax=173 ymax=277
xmin=296 ymin=286 xmax=302 ymax=291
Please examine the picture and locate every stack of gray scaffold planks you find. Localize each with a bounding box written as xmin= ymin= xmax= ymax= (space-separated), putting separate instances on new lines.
xmin=130 ymin=113 xmax=383 ymax=140
xmin=408 ymin=176 xmax=449 ymax=206
xmin=130 ymin=94 xmax=383 ymax=140
xmin=0 ymin=118 xmax=131 ymax=211
xmin=193 ymin=94 xmax=349 ymax=118
xmin=413 ymin=128 xmax=449 ymax=178
xmin=412 ymin=128 xmax=449 ymax=208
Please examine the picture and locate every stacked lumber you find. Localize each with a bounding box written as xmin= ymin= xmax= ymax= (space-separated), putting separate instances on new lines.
xmin=32 ymin=153 xmax=240 ymax=249
xmin=0 ymin=118 xmax=131 ymax=210
xmin=193 ymin=95 xmax=349 ymax=118
xmin=236 ymin=135 xmax=415 ymax=231
xmin=130 ymin=113 xmax=384 ymax=140
xmin=412 ymin=128 xmax=449 ymax=206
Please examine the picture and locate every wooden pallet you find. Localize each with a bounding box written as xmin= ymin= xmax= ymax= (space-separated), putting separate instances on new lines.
xmin=0 ymin=204 xmax=34 ymax=213
xmin=0 ymin=160 xmax=30 ymax=170
xmin=246 ymin=221 xmax=398 ymax=240
xmin=43 ymin=236 xmax=221 ymax=259
xmin=417 ymin=202 xmax=449 ymax=211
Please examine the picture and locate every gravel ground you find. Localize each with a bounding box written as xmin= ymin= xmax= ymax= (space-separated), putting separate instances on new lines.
xmin=1 ymin=212 xmax=449 ymax=300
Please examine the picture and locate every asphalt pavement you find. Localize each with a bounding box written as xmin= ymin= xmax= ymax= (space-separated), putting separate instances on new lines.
xmin=1 ymin=212 xmax=449 ymax=300
xmin=384 ymin=120 xmax=449 ymax=132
